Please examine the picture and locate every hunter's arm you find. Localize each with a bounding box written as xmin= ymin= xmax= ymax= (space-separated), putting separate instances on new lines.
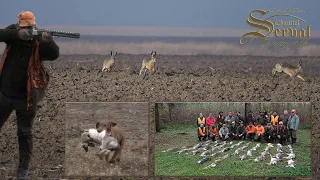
xmin=39 ymin=40 xmax=60 ymax=61
xmin=0 ymin=26 xmax=20 ymax=43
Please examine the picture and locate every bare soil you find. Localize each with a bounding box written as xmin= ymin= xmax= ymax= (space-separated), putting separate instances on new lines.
xmin=0 ymin=54 xmax=319 ymax=180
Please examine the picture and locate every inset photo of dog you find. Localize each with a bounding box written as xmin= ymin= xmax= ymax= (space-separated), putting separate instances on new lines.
xmin=65 ymin=102 xmax=149 ymax=177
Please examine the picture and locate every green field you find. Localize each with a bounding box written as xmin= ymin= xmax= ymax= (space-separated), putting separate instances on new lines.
xmin=155 ymin=123 xmax=311 ymax=177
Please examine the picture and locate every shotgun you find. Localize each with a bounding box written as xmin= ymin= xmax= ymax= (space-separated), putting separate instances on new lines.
xmin=28 ymin=28 xmax=80 ymax=38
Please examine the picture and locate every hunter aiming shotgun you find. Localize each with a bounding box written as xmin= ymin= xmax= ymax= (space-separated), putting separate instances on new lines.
xmin=28 ymin=27 xmax=80 ymax=38
xmin=0 ymin=10 xmax=80 ymax=179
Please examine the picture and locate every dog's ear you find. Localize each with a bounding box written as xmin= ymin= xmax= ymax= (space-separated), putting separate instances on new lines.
xmin=110 ymin=122 xmax=117 ymax=127
xmin=96 ymin=122 xmax=100 ymax=128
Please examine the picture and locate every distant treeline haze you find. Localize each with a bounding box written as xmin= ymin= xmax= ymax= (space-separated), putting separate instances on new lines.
xmin=156 ymin=102 xmax=311 ymax=127
xmin=1 ymin=37 xmax=320 ymax=56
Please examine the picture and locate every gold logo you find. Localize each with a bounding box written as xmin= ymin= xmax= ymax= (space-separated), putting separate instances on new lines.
xmin=240 ymin=8 xmax=311 ymax=48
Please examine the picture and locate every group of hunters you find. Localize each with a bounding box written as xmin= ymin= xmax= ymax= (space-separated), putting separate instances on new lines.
xmin=196 ymin=109 xmax=300 ymax=145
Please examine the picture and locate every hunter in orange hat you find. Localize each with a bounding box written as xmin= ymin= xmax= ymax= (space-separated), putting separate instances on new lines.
xmin=0 ymin=11 xmax=59 ymax=179
xmin=17 ymin=11 xmax=36 ymax=27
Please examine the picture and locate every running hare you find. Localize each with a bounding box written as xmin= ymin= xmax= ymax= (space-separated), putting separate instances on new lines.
xmin=139 ymin=51 xmax=157 ymax=78
xmin=272 ymin=60 xmax=305 ymax=81
xmin=102 ymin=51 xmax=117 ymax=72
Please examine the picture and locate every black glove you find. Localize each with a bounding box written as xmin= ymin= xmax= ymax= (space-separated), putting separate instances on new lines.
xmin=18 ymin=29 xmax=33 ymax=41
xmin=41 ymin=32 xmax=53 ymax=43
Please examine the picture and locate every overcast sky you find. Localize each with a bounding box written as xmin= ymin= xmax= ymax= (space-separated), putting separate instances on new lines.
xmin=0 ymin=0 xmax=318 ymax=29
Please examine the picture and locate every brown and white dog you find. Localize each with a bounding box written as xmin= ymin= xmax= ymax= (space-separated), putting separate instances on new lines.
xmin=96 ymin=120 xmax=125 ymax=163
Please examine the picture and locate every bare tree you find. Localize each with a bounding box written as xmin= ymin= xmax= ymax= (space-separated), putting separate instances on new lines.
xmin=245 ymin=102 xmax=252 ymax=119
xmin=168 ymin=103 xmax=175 ymax=122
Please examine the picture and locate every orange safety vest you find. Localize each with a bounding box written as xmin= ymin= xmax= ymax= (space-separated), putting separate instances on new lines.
xmin=271 ymin=115 xmax=279 ymax=126
xmin=217 ymin=115 xmax=224 ymax=124
xmin=246 ymin=125 xmax=256 ymax=133
xmin=198 ymin=117 xmax=205 ymax=125
xmin=198 ymin=127 xmax=206 ymax=135
xmin=255 ymin=125 xmax=265 ymax=135
xmin=209 ymin=127 xmax=218 ymax=135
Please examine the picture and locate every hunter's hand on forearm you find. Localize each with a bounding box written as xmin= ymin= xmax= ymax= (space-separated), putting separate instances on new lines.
xmin=42 ymin=32 xmax=53 ymax=43
xmin=18 ymin=29 xmax=33 ymax=41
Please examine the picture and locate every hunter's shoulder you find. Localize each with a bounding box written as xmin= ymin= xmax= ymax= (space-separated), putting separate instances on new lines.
xmin=4 ymin=24 xmax=18 ymax=30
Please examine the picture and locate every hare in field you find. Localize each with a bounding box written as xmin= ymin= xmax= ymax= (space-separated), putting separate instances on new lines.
xmin=139 ymin=51 xmax=157 ymax=78
xmin=102 ymin=51 xmax=117 ymax=72
xmin=272 ymin=60 xmax=305 ymax=81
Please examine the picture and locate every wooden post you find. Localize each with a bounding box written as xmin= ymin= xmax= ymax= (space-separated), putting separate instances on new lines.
xmin=155 ymin=103 xmax=160 ymax=132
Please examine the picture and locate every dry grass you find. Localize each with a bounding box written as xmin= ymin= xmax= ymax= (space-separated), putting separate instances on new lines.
xmin=1 ymin=41 xmax=319 ymax=56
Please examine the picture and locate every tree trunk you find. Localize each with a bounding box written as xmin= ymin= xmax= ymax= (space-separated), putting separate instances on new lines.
xmin=168 ymin=103 xmax=175 ymax=122
xmin=155 ymin=103 xmax=160 ymax=132
xmin=245 ymin=103 xmax=252 ymax=119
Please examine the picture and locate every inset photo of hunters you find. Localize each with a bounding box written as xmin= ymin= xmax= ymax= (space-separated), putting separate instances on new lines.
xmin=155 ymin=102 xmax=311 ymax=177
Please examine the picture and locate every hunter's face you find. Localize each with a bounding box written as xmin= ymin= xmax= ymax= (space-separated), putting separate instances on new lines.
xmin=19 ymin=25 xmax=35 ymax=29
